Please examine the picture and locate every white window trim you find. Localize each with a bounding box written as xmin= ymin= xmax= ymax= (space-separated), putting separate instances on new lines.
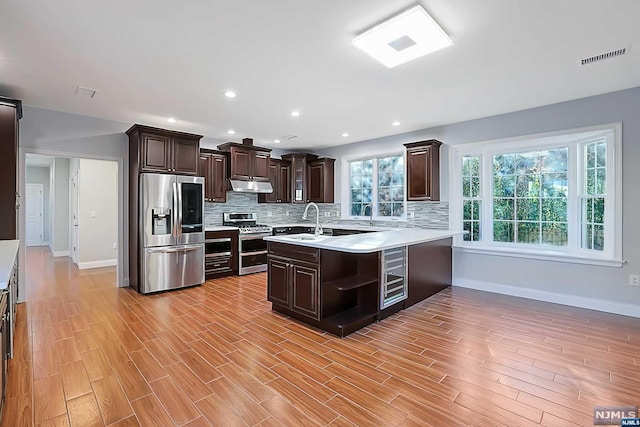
xmin=449 ymin=123 xmax=623 ymax=267
xmin=341 ymin=150 xmax=407 ymax=222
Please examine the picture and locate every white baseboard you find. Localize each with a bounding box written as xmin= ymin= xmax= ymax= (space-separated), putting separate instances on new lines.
xmin=453 ymin=278 xmax=640 ymax=319
xmin=78 ymin=259 xmax=117 ymax=270
xmin=52 ymin=250 xmax=70 ymax=257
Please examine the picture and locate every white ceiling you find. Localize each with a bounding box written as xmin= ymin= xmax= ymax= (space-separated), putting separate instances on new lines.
xmin=2 ymin=1 xmax=639 ymax=149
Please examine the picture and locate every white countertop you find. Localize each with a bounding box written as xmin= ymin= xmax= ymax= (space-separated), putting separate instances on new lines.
xmin=205 ymin=226 xmax=239 ymax=232
xmin=0 ymin=240 xmax=19 ymax=290
xmin=264 ymin=229 xmax=463 ymax=253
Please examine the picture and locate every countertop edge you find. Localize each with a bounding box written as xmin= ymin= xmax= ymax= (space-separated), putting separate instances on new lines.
xmin=264 ymin=230 xmax=463 ymax=253
xmin=0 ymin=240 xmax=20 ymax=289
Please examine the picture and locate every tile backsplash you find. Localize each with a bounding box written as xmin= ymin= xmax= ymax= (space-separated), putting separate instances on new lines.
xmin=204 ymin=192 xmax=449 ymax=229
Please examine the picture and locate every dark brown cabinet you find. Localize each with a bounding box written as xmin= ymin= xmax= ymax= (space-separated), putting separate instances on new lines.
xmin=281 ymin=153 xmax=335 ymax=204
xmin=258 ymin=159 xmax=291 ymax=203
xmin=199 ymin=149 xmax=227 ymax=203
xmin=267 ymin=254 xmax=320 ymax=320
xmin=281 ymin=153 xmax=314 ymax=203
xmin=204 ymin=230 xmax=237 ymax=279
xmin=404 ymin=139 xmax=441 ymax=201
xmin=218 ymin=141 xmax=271 ymax=182
xmin=128 ymin=125 xmax=201 ymax=176
xmin=0 ymin=97 xmax=22 ymax=240
xmin=307 ymin=158 xmax=335 ymax=203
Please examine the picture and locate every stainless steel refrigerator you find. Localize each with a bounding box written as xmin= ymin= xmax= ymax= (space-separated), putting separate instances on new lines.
xmin=140 ymin=173 xmax=205 ymax=293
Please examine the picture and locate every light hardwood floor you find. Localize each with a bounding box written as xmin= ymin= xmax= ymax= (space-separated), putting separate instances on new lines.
xmin=2 ymin=246 xmax=640 ymax=426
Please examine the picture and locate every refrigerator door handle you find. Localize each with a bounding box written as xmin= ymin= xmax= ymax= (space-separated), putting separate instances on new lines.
xmin=146 ymin=245 xmax=202 ymax=254
xmin=172 ymin=181 xmax=178 ymax=239
xmin=176 ymin=181 xmax=183 ymax=238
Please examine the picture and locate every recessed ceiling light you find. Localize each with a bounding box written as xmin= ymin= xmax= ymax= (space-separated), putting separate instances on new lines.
xmin=227 ymin=129 xmax=236 ymax=135
xmin=352 ymin=5 xmax=453 ymax=68
xmin=290 ymin=111 xmax=301 ymax=117
xmin=273 ymin=139 xmax=281 ymax=144
xmin=392 ymin=121 xmax=400 ymax=126
xmin=224 ymin=90 xmax=237 ymax=98
xmin=166 ymin=118 xmax=177 ymax=124
xmin=342 ymin=133 xmax=350 ymax=137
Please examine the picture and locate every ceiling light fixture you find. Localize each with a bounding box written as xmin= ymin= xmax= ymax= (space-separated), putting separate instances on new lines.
xmin=290 ymin=111 xmax=301 ymax=117
xmin=342 ymin=133 xmax=350 ymax=137
xmin=273 ymin=139 xmax=281 ymax=144
xmin=352 ymin=5 xmax=453 ymax=68
xmin=227 ymin=129 xmax=236 ymax=135
xmin=166 ymin=118 xmax=177 ymax=124
xmin=224 ymin=90 xmax=237 ymax=98
xmin=392 ymin=121 xmax=400 ymax=126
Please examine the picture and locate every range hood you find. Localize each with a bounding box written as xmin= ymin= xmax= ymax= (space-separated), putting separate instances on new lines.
xmin=229 ymin=179 xmax=273 ymax=193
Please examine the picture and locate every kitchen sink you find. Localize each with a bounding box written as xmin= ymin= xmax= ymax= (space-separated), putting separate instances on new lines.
xmin=279 ymin=233 xmax=329 ymax=242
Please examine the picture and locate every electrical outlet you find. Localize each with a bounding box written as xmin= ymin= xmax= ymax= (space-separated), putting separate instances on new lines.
xmin=336 ymin=211 xmax=341 ymax=218
xmin=629 ymin=274 xmax=640 ymax=286
xmin=286 ymin=211 xmax=290 ymax=217
xmin=408 ymin=211 xmax=415 ymax=219
xmin=323 ymin=211 xmax=330 ymax=217
xmin=112 ymin=242 xmax=117 ymax=249
xmin=267 ymin=211 xmax=272 ymax=217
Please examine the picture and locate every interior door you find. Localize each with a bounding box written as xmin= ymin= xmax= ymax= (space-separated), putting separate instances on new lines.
xmin=70 ymin=170 xmax=79 ymax=265
xmin=25 ymin=183 xmax=44 ymax=246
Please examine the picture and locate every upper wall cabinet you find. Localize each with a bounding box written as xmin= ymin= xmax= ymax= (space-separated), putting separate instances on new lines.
xmin=280 ymin=153 xmax=335 ymax=204
xmin=404 ymin=139 xmax=441 ymax=201
xmin=199 ymin=149 xmax=228 ymax=203
xmin=218 ymin=140 xmax=271 ymax=182
xmin=281 ymin=153 xmax=314 ymax=204
xmin=127 ymin=124 xmax=202 ymax=176
xmin=0 ymin=97 xmax=22 ymax=240
xmin=258 ymin=159 xmax=291 ymax=203
xmin=308 ymin=158 xmax=335 ymax=203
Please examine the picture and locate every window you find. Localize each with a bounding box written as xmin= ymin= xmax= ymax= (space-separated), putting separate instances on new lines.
xmin=451 ymin=124 xmax=621 ymax=265
xmin=347 ymin=154 xmax=405 ymax=219
xmin=462 ymin=156 xmax=481 ymax=241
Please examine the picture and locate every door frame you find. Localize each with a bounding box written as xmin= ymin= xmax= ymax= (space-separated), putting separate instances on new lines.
xmin=70 ymin=167 xmax=79 ymax=265
xmin=18 ymin=148 xmax=127 ymax=303
xmin=25 ymin=183 xmax=44 ymax=247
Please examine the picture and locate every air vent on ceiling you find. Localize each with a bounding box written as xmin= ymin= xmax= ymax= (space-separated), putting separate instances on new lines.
xmin=75 ymin=86 xmax=99 ymax=98
xmin=280 ymin=135 xmax=298 ymax=140
xmin=580 ymin=47 xmax=628 ymax=66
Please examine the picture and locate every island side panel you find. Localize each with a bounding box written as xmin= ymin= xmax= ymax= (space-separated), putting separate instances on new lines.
xmin=405 ymin=237 xmax=452 ymax=307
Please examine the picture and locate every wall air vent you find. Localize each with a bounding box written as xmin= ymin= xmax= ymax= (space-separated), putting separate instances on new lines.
xmin=580 ymin=47 xmax=628 ymax=66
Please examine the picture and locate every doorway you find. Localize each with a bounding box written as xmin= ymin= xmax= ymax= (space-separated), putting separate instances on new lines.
xmin=25 ymin=183 xmax=44 ymax=246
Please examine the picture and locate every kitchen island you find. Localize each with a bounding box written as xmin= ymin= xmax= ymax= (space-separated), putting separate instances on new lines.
xmin=264 ymin=229 xmax=462 ymax=337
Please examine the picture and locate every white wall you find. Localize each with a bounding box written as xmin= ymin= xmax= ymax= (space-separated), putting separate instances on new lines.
xmin=77 ymin=159 xmax=118 ymax=268
xmin=318 ymin=86 xmax=640 ymax=317
xmin=25 ymin=166 xmax=50 ymax=244
xmin=52 ymin=158 xmax=70 ymax=255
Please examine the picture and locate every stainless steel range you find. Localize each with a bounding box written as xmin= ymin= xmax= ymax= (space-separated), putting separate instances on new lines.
xmin=223 ymin=213 xmax=272 ymax=275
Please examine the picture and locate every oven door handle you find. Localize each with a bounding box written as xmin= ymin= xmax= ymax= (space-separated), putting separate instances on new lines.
xmin=240 ymin=250 xmax=268 ymax=256
xmin=239 ymin=234 xmax=271 ymax=240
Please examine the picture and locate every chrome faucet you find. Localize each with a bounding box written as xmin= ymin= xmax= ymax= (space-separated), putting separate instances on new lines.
xmin=363 ymin=203 xmax=374 ymax=226
xmin=302 ymin=202 xmax=323 ymax=236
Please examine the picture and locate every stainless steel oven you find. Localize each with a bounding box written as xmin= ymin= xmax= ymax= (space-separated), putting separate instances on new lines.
xmin=238 ymin=233 xmax=270 ymax=275
xmin=223 ymin=213 xmax=272 ymax=275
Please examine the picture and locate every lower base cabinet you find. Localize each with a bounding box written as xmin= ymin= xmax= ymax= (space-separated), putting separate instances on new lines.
xmin=267 ymin=256 xmax=320 ymax=320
